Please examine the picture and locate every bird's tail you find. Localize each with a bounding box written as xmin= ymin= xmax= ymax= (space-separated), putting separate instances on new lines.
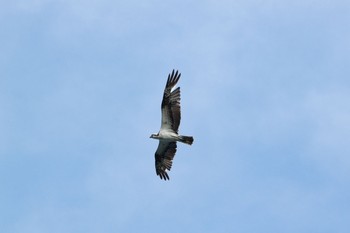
xmin=179 ymin=135 xmax=194 ymax=145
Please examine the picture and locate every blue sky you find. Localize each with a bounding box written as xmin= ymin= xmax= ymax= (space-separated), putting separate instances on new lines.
xmin=1 ymin=0 xmax=350 ymax=232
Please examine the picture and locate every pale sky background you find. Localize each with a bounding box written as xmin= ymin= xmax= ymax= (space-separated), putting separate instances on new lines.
xmin=1 ymin=0 xmax=350 ymax=232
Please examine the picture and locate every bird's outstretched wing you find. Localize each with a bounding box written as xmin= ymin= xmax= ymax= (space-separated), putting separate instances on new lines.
xmin=155 ymin=141 xmax=177 ymax=180
xmin=161 ymin=70 xmax=181 ymax=133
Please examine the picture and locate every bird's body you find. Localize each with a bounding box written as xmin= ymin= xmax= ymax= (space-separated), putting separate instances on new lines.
xmin=150 ymin=70 xmax=194 ymax=180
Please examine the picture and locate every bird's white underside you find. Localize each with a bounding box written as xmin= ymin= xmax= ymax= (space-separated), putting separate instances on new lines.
xmin=158 ymin=129 xmax=179 ymax=141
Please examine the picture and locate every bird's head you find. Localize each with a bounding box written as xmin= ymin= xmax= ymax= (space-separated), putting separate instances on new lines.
xmin=150 ymin=133 xmax=159 ymax=139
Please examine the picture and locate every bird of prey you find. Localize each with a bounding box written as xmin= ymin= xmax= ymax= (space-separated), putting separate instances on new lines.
xmin=150 ymin=70 xmax=194 ymax=180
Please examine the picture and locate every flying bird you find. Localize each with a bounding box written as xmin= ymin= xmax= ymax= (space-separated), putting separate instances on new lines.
xmin=150 ymin=70 xmax=194 ymax=180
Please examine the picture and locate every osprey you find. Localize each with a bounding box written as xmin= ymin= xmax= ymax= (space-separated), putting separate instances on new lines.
xmin=150 ymin=70 xmax=194 ymax=180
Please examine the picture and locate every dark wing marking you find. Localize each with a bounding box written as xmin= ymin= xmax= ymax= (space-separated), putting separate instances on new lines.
xmin=155 ymin=141 xmax=177 ymax=180
xmin=161 ymin=70 xmax=181 ymax=133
